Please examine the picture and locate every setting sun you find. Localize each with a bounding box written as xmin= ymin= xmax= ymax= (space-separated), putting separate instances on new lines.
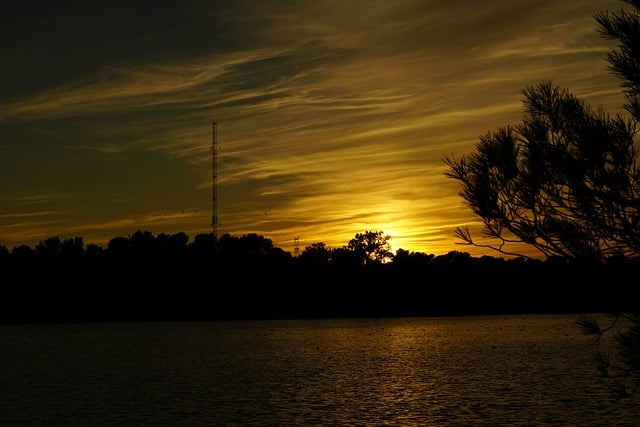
xmin=0 ymin=0 xmax=625 ymax=259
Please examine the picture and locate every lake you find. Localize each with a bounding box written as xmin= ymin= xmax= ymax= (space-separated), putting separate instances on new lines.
xmin=0 ymin=314 xmax=637 ymax=426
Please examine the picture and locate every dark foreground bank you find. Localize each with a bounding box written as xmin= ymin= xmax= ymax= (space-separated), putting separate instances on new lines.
xmin=1 ymin=255 xmax=635 ymax=324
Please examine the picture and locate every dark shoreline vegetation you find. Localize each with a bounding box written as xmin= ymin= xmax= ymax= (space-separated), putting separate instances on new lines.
xmin=1 ymin=230 xmax=636 ymax=324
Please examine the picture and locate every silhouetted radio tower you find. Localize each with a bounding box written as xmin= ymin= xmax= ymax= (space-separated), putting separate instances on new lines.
xmin=211 ymin=121 xmax=218 ymax=237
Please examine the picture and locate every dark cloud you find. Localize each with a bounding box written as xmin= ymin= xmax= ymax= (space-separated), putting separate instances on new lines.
xmin=1 ymin=0 xmax=273 ymax=99
xmin=0 ymin=0 xmax=627 ymax=256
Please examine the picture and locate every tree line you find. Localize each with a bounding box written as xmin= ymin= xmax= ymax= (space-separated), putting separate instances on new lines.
xmin=0 ymin=228 xmax=636 ymax=322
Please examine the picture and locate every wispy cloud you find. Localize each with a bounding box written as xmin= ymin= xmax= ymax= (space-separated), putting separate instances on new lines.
xmin=0 ymin=0 xmax=626 ymax=257
xmin=0 ymin=210 xmax=65 ymax=220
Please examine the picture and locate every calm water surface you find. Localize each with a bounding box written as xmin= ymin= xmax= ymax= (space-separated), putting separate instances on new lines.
xmin=1 ymin=314 xmax=637 ymax=426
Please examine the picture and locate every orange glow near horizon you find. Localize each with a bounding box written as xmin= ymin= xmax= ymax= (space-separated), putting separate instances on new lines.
xmin=0 ymin=0 xmax=627 ymax=259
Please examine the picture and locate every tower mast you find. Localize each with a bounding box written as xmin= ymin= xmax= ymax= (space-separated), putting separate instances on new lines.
xmin=211 ymin=121 xmax=218 ymax=237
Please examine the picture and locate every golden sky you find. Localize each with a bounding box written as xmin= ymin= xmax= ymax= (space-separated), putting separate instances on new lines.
xmin=0 ymin=0 xmax=628 ymax=257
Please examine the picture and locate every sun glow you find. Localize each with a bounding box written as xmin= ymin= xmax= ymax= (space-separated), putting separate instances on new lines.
xmin=0 ymin=0 xmax=624 ymax=259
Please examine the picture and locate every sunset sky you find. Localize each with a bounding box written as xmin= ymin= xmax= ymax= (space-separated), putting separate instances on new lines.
xmin=0 ymin=0 xmax=629 ymax=257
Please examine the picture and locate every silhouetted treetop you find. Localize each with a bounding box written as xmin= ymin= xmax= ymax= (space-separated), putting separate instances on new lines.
xmin=443 ymin=0 xmax=640 ymax=261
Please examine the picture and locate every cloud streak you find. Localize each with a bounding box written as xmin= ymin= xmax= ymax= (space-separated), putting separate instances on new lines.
xmin=0 ymin=0 xmax=628 ymax=257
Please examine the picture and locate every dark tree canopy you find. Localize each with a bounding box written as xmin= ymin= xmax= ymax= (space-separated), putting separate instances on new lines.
xmin=346 ymin=230 xmax=393 ymax=265
xmin=443 ymin=1 xmax=640 ymax=261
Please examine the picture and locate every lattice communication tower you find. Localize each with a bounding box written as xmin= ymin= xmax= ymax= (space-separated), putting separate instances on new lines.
xmin=211 ymin=121 xmax=218 ymax=237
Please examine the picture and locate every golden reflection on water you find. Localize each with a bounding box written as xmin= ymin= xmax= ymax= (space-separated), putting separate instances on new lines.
xmin=0 ymin=315 xmax=637 ymax=426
